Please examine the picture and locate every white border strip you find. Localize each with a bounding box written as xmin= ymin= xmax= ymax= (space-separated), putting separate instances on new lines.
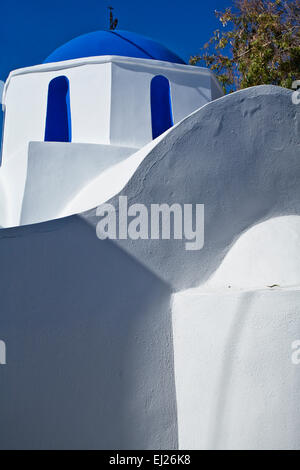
xmin=4 ymin=55 xmax=224 ymax=98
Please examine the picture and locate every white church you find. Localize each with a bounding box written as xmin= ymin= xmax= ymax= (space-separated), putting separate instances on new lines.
xmin=0 ymin=30 xmax=300 ymax=450
xmin=0 ymin=30 xmax=222 ymax=228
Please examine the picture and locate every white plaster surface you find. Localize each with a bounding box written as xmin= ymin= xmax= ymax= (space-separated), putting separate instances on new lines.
xmin=172 ymin=215 xmax=300 ymax=449
xmin=87 ymin=85 xmax=300 ymax=291
xmin=0 ymin=56 xmax=221 ymax=228
xmin=172 ymin=287 xmax=300 ymax=450
xmin=0 ymin=217 xmax=177 ymax=449
xmin=59 ymin=134 xmax=166 ymax=218
xmin=205 ymin=216 xmax=300 ymax=289
xmin=0 ymin=84 xmax=299 ymax=449
xmin=21 ymin=141 xmax=137 ymax=225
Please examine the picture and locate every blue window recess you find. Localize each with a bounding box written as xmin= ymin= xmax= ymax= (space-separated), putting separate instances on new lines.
xmin=151 ymin=75 xmax=173 ymax=139
xmin=0 ymin=109 xmax=5 ymax=167
xmin=45 ymin=76 xmax=71 ymax=142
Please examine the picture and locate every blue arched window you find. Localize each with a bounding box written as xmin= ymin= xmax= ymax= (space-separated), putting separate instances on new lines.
xmin=150 ymin=75 xmax=173 ymax=139
xmin=45 ymin=76 xmax=71 ymax=142
xmin=0 ymin=79 xmax=5 ymax=165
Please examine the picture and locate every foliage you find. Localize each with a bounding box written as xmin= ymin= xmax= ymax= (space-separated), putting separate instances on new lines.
xmin=190 ymin=0 xmax=300 ymax=92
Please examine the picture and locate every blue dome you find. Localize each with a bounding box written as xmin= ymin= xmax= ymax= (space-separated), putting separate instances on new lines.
xmin=44 ymin=30 xmax=185 ymax=65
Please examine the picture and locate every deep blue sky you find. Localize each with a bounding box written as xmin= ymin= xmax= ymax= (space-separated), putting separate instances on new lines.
xmin=0 ymin=0 xmax=233 ymax=77
xmin=0 ymin=0 xmax=232 ymax=132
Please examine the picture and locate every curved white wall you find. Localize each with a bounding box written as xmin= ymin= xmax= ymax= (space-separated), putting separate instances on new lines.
xmin=0 ymin=85 xmax=299 ymax=449
xmin=89 ymin=85 xmax=300 ymax=291
xmin=0 ymin=216 xmax=177 ymax=449
xmin=172 ymin=216 xmax=300 ymax=449
xmin=205 ymin=215 xmax=300 ymax=289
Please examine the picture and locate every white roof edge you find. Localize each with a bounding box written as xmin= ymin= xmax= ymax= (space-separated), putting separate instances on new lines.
xmin=4 ymin=55 xmax=223 ymax=97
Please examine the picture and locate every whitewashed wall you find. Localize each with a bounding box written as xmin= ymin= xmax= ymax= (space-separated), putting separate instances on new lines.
xmin=0 ymin=56 xmax=222 ymax=228
xmin=109 ymin=59 xmax=215 ymax=147
xmin=0 ymin=85 xmax=298 ymax=449
xmin=173 ymin=216 xmax=300 ymax=449
xmin=0 ymin=215 xmax=177 ymax=449
xmin=173 ymin=287 xmax=300 ymax=450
